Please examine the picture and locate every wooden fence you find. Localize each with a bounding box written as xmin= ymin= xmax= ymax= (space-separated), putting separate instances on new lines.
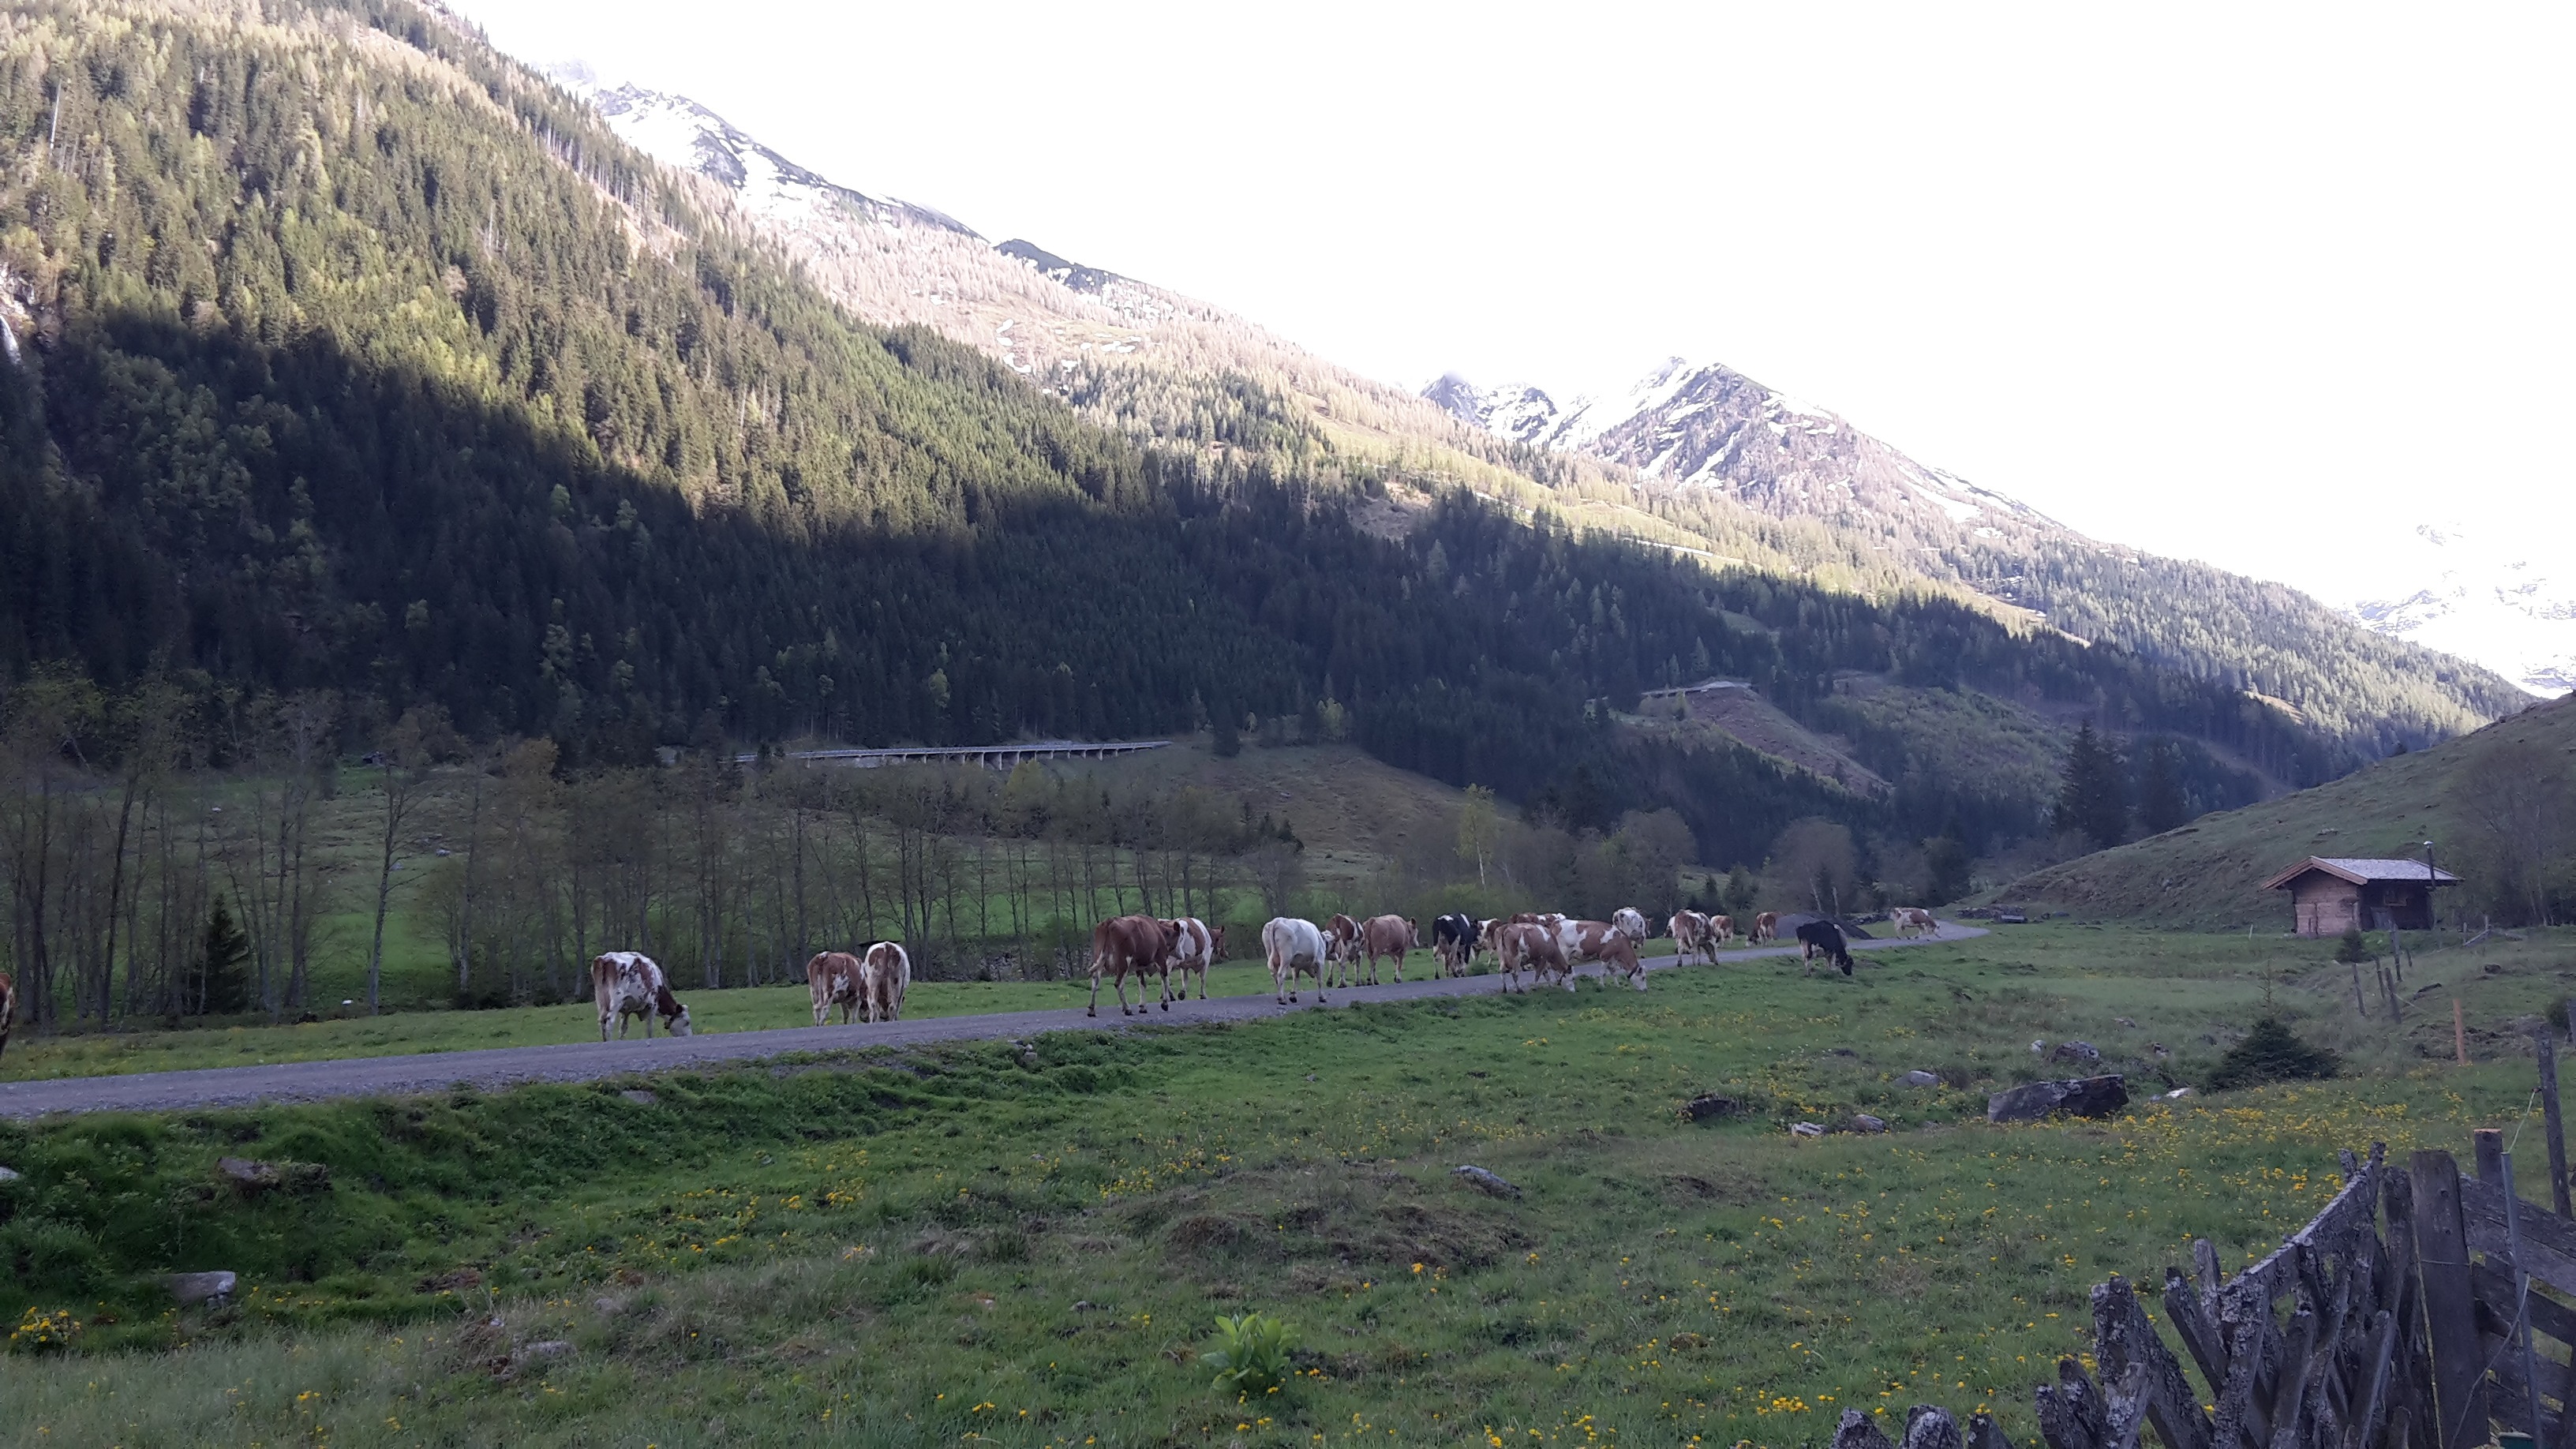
xmin=1837 ymin=1028 xmax=2576 ymax=1449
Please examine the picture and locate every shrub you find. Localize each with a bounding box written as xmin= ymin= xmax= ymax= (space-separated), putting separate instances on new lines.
xmin=1202 ymin=1311 xmax=1296 ymax=1398
xmin=2209 ymin=1017 xmax=2341 ymax=1091
xmin=2334 ymin=927 xmax=2371 ymax=964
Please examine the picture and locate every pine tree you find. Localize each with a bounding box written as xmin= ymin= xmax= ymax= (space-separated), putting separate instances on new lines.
xmin=200 ymin=897 xmax=253 ymax=1017
xmin=2052 ymin=721 xmax=2129 ymax=850
xmin=2138 ymin=738 xmax=2189 ymax=835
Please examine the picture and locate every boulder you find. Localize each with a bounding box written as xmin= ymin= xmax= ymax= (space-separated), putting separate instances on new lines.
xmin=1452 ymin=1165 xmax=1522 ymax=1200
xmin=1986 ymin=1074 xmax=2129 ymax=1123
xmin=520 ymin=1339 xmax=576 ymax=1361
xmin=1843 ymin=1114 xmax=1888 ymax=1134
xmin=619 ymin=1089 xmax=657 ymax=1106
xmin=218 ymin=1156 xmax=329 ymax=1196
xmin=166 ymin=1271 xmax=237 ymax=1307
xmin=1899 ymin=1070 xmax=1941 ymax=1088
xmin=1680 ymin=1093 xmax=1745 ymax=1122
xmin=0 ymin=1164 xmax=21 ymax=1183
xmin=1790 ymin=1121 xmax=1825 ymax=1137
xmin=2047 ymin=1041 xmax=2102 ymax=1065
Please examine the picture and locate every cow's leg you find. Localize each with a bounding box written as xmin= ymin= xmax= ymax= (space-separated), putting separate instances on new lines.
xmin=1087 ymin=971 xmax=1102 ymax=1018
xmin=600 ymin=1009 xmax=611 ymax=1043
xmin=1116 ymin=969 xmax=1134 ymax=1017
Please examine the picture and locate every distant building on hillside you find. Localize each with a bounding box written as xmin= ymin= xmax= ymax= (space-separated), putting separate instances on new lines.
xmin=2263 ymin=856 xmax=2459 ymax=937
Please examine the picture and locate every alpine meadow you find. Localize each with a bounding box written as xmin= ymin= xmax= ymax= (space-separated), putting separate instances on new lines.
xmin=2 ymin=3 xmax=2572 ymax=1447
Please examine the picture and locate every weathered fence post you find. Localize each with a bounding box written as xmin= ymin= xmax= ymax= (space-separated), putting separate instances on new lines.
xmin=2410 ymin=1148 xmax=2490 ymax=1449
xmin=2476 ymin=1129 xmax=2507 ymax=1191
xmin=2458 ymin=1000 xmax=2472 ymax=1065
xmin=2540 ymin=1024 xmax=2571 ymax=1217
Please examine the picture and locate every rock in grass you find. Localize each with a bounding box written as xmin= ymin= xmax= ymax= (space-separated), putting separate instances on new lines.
xmin=520 ymin=1339 xmax=575 ymax=1360
xmin=1899 ymin=1070 xmax=1941 ymax=1088
xmin=166 ymin=1271 xmax=237 ymax=1306
xmin=1986 ymin=1074 xmax=2128 ymax=1123
xmin=0 ymin=1164 xmax=20 ymax=1182
xmin=1836 ymin=1407 xmax=1899 ymax=1449
xmin=1844 ymin=1114 xmax=1888 ymax=1134
xmin=1451 ymin=1165 xmax=1522 ymax=1199
xmin=2046 ymin=1041 xmax=2102 ymax=1065
xmin=1680 ymin=1093 xmax=1744 ymax=1122
xmin=620 ymin=1089 xmax=657 ymax=1106
xmin=1790 ymin=1121 xmax=1825 ymax=1138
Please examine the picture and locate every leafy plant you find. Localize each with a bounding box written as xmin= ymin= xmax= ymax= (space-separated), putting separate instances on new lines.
xmin=2334 ymin=927 xmax=2372 ymax=964
xmin=2209 ymin=1017 xmax=2342 ymax=1091
xmin=1201 ymin=1312 xmax=1297 ymax=1398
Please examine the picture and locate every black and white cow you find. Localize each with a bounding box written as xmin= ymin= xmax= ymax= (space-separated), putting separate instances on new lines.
xmin=1431 ymin=913 xmax=1482 ymax=978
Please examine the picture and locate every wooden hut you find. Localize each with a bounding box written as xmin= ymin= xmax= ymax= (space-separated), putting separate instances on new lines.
xmin=2263 ymin=856 xmax=2458 ymax=937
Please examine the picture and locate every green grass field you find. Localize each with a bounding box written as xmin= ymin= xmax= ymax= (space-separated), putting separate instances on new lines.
xmin=3 ymin=924 xmax=2570 ymax=1446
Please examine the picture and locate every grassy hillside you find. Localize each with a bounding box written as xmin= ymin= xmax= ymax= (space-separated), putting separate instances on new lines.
xmin=2008 ymin=694 xmax=2575 ymax=927
xmin=7 ymin=923 xmax=2572 ymax=1442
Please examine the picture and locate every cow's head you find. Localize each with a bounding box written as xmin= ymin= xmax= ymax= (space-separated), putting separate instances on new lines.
xmin=656 ymin=985 xmax=693 ymax=1036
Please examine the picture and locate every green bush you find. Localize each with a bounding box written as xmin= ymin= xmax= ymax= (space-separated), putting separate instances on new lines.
xmin=2209 ymin=1017 xmax=2341 ymax=1091
xmin=1202 ymin=1311 xmax=1297 ymax=1398
xmin=2334 ymin=927 xmax=2372 ymax=964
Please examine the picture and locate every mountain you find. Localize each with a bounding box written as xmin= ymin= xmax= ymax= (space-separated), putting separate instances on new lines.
xmin=2347 ymin=524 xmax=2576 ymax=698
xmin=1428 ymin=361 xmax=2533 ymax=752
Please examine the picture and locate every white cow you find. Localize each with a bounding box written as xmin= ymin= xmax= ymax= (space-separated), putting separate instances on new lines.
xmin=1160 ymin=918 xmax=1225 ymax=1002
xmin=1668 ymin=910 xmax=1713 ymax=966
xmin=1890 ymin=907 xmax=1938 ymax=938
xmin=592 ymin=952 xmax=692 ymax=1041
xmin=1612 ymin=907 xmax=1651 ymax=943
xmin=1263 ymin=917 xmax=1331 ymax=1005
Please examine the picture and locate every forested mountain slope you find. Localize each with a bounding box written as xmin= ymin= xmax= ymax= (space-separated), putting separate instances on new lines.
xmin=2004 ymin=691 xmax=2572 ymax=930
xmin=0 ymin=0 xmax=2437 ymax=872
xmin=1431 ymin=361 xmax=2530 ymax=754
xmin=556 ymin=76 xmax=2521 ymax=760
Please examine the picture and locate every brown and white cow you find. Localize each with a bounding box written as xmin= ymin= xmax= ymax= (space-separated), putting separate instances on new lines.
xmin=807 ymin=950 xmax=868 ymax=1025
xmin=0 ymin=968 xmax=15 ymax=1061
xmin=1263 ymin=916 xmax=1330 ymax=1004
xmin=1552 ymin=918 xmax=1647 ymax=992
xmin=1751 ymin=912 xmax=1779 ymax=944
xmin=1088 ymin=914 xmax=1175 ymax=1017
xmin=1707 ymin=913 xmax=1736 ymax=946
xmin=1668 ymin=910 xmax=1713 ymax=967
xmin=1160 ymin=918 xmax=1225 ymax=1002
xmin=1493 ymin=921 xmax=1570 ymax=994
xmin=861 ymin=941 xmax=912 ymax=1022
xmin=1889 ymin=906 xmax=1938 ymax=938
xmin=592 ymin=952 xmax=692 ymax=1041
xmin=1354 ymin=914 xmax=1417 ymax=986
xmin=1612 ymin=907 xmax=1650 ymax=942
xmin=1322 ymin=914 xmax=1361 ymax=987
xmin=1431 ymin=913 xmax=1482 ymax=977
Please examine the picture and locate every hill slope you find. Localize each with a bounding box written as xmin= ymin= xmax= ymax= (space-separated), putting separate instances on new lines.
xmin=2005 ymin=694 xmax=2574 ymax=928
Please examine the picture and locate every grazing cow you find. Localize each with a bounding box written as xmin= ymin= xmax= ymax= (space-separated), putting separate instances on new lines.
xmin=1356 ymin=914 xmax=1418 ymax=986
xmin=1324 ymin=914 xmax=1361 ymax=987
xmin=1707 ymin=913 xmax=1735 ymax=946
xmin=807 ymin=950 xmax=868 ymax=1025
xmin=1430 ymin=913 xmax=1482 ymax=978
xmin=1552 ymin=917 xmax=1647 ymax=992
xmin=1889 ymin=906 xmax=1938 ymax=938
xmin=1492 ymin=921 xmax=1570 ymax=994
xmin=1088 ymin=914 xmax=1176 ymax=1017
xmin=0 ymin=968 xmax=13 ymax=1061
xmin=1751 ymin=912 xmax=1779 ymax=944
xmin=592 ymin=952 xmax=692 ymax=1041
xmin=1796 ymin=919 xmax=1856 ymax=975
xmin=860 ymin=941 xmax=912 ymax=1022
xmin=1612 ymin=907 xmax=1650 ymax=942
xmin=1263 ymin=916 xmax=1331 ymax=1004
xmin=1161 ymin=918 xmax=1226 ymax=1002
xmin=1668 ymin=911 xmax=1712 ymax=967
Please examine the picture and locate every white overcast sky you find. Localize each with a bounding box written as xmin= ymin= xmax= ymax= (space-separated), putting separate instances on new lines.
xmin=454 ymin=0 xmax=2572 ymax=604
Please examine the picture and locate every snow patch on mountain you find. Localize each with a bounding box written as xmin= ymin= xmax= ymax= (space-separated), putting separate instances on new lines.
xmin=2346 ymin=524 xmax=2576 ymax=697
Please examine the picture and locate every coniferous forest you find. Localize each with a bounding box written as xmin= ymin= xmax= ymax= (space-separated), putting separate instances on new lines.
xmin=0 ymin=0 xmax=2479 ymax=1037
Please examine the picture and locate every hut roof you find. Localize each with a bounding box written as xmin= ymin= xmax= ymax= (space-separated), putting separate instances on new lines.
xmin=2263 ymin=856 xmax=2462 ymax=891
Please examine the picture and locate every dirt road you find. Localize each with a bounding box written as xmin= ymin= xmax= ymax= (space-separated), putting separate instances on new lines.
xmin=0 ymin=926 xmax=1982 ymax=1119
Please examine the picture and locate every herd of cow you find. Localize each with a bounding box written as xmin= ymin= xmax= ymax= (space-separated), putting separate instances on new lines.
xmin=563 ymin=902 xmax=1948 ymax=1043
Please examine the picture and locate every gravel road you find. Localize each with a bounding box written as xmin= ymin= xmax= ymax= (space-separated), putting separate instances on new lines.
xmin=0 ymin=926 xmax=1983 ymax=1119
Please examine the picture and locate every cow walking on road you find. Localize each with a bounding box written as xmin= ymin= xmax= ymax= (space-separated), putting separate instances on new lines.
xmin=861 ymin=941 xmax=912 ymax=1022
xmin=1707 ymin=914 xmax=1735 ymax=947
xmin=1553 ymin=918 xmax=1646 ymax=992
xmin=1088 ymin=915 xmax=1176 ymax=1017
xmin=1161 ymin=918 xmax=1225 ymax=1002
xmin=1889 ymin=907 xmax=1938 ymax=938
xmin=1668 ymin=911 xmax=1713 ymax=967
xmin=1431 ymin=914 xmax=1482 ymax=978
xmin=1324 ymin=914 xmax=1361 ymax=988
xmin=1751 ymin=912 xmax=1779 ymax=943
xmin=807 ymin=950 xmax=867 ymax=1025
xmin=592 ymin=952 xmax=692 ymax=1041
xmin=1355 ymin=915 xmax=1418 ymax=986
xmin=1263 ymin=917 xmax=1330 ymax=1004
xmin=1492 ymin=921 xmax=1569 ymax=994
